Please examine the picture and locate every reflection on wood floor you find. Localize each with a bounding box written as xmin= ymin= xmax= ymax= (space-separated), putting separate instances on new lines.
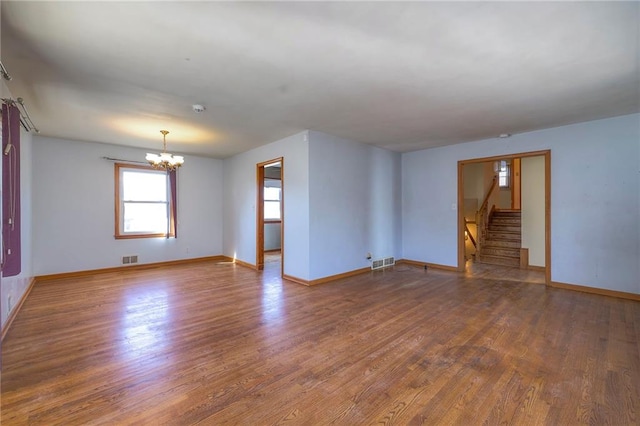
xmin=2 ymin=258 xmax=638 ymax=424
xmin=464 ymin=259 xmax=546 ymax=284
xmin=264 ymin=250 xmax=281 ymax=266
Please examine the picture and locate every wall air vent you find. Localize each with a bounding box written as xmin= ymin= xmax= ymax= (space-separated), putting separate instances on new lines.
xmin=372 ymin=259 xmax=385 ymax=270
xmin=371 ymin=257 xmax=395 ymax=270
xmin=122 ymin=255 xmax=139 ymax=265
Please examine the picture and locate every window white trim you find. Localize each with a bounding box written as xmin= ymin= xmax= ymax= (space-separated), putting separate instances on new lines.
xmin=114 ymin=163 xmax=175 ymax=239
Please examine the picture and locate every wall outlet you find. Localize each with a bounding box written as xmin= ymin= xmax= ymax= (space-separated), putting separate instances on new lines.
xmin=366 ymin=252 xmax=372 ymax=260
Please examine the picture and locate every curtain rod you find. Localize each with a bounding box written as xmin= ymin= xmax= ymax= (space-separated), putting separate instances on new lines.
xmin=1 ymin=97 xmax=39 ymax=133
xmin=0 ymin=61 xmax=11 ymax=81
xmin=101 ymin=156 xmax=147 ymax=165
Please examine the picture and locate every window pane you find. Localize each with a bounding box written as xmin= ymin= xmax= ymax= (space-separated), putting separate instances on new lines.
xmin=264 ymin=201 xmax=280 ymax=220
xmin=123 ymin=171 xmax=167 ymax=201
xmin=499 ymin=165 xmax=510 ymax=188
xmin=264 ymin=187 xmax=280 ymax=201
xmin=124 ymin=202 xmax=168 ymax=233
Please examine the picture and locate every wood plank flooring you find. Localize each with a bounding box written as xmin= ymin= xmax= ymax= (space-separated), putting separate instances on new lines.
xmin=1 ymin=260 xmax=639 ymax=425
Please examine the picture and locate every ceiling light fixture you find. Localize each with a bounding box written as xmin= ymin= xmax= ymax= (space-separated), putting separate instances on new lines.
xmin=192 ymin=104 xmax=206 ymax=113
xmin=498 ymin=133 xmax=512 ymax=139
xmin=146 ymin=130 xmax=184 ymax=171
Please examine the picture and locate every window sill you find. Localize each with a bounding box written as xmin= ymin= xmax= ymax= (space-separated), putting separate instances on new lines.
xmin=115 ymin=233 xmax=175 ymax=240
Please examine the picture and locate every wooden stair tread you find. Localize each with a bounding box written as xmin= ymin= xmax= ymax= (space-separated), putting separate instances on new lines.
xmin=477 ymin=208 xmax=522 ymax=268
xmin=487 ymin=234 xmax=521 ymax=238
xmin=483 ymin=242 xmax=521 ymax=249
xmin=483 ymin=243 xmax=521 ymax=248
xmin=478 ymin=252 xmax=520 ymax=256
xmin=480 ymin=252 xmax=520 ymax=259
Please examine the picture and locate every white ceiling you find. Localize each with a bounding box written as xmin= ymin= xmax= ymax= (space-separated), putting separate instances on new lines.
xmin=2 ymin=2 xmax=638 ymax=158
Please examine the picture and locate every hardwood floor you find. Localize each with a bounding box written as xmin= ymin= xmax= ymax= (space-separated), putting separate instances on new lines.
xmin=1 ymin=260 xmax=639 ymax=425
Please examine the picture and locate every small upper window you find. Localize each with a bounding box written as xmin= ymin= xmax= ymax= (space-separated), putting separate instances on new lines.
xmin=497 ymin=160 xmax=510 ymax=188
xmin=115 ymin=164 xmax=175 ymax=239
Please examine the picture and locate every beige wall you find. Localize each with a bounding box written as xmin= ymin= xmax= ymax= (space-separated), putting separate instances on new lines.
xmin=463 ymin=162 xmax=485 ymax=203
xmin=497 ymin=187 xmax=512 ymax=209
xmin=521 ymin=156 xmax=545 ymax=267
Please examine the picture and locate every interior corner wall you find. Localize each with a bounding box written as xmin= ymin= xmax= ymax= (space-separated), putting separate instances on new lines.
xmin=222 ymin=131 xmax=310 ymax=280
xmin=1 ymin=128 xmax=33 ymax=328
xmin=32 ymin=136 xmax=224 ymax=276
xmin=308 ymin=131 xmax=401 ymax=280
xmin=402 ymin=113 xmax=640 ymax=294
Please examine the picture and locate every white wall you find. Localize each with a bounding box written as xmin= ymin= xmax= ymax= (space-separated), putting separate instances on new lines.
xmin=403 ymin=143 xmax=460 ymax=266
xmin=521 ymin=156 xmax=545 ymax=267
xmin=308 ymin=131 xmax=401 ymax=280
xmin=32 ymin=136 xmax=223 ymax=275
xmin=223 ymin=130 xmax=401 ymax=281
xmin=402 ymin=113 xmax=640 ymax=294
xmin=223 ymin=131 xmax=310 ymax=280
xmin=1 ymin=129 xmax=33 ymax=328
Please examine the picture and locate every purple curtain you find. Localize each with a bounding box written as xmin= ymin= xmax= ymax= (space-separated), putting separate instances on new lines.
xmin=169 ymin=169 xmax=177 ymax=238
xmin=2 ymin=103 xmax=21 ymax=277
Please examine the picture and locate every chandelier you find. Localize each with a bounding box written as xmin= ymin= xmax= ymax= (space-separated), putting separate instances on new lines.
xmin=146 ymin=130 xmax=184 ymax=171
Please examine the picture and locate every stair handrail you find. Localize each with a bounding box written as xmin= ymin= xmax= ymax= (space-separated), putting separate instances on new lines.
xmin=475 ymin=176 xmax=498 ymax=255
xmin=464 ymin=220 xmax=477 ymax=249
xmin=479 ymin=176 xmax=498 ymax=214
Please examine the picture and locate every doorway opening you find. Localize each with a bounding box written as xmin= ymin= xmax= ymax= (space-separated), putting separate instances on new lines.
xmin=458 ymin=150 xmax=550 ymax=284
xmin=256 ymin=158 xmax=283 ymax=277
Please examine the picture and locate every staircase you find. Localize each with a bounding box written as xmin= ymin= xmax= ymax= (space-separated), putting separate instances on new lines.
xmin=477 ymin=210 xmax=521 ymax=267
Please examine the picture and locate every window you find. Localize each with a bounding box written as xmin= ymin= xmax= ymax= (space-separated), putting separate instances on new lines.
xmin=497 ymin=160 xmax=510 ymax=188
xmin=115 ymin=163 xmax=175 ymax=239
xmin=264 ymin=181 xmax=281 ymax=221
